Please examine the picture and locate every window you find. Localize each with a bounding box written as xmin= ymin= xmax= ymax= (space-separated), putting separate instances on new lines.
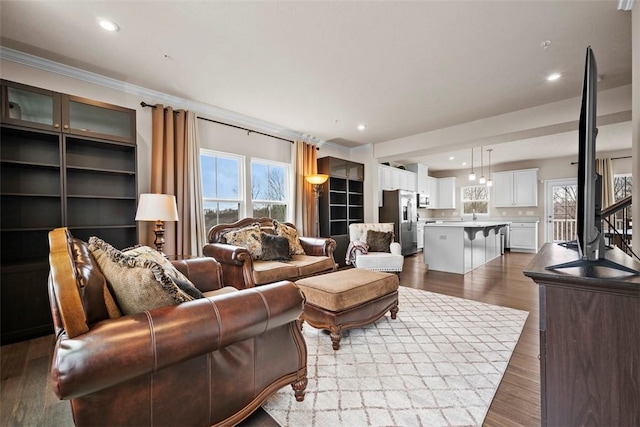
xmin=613 ymin=174 xmax=632 ymax=228
xmin=461 ymin=185 xmax=489 ymax=215
xmin=614 ymin=174 xmax=632 ymax=202
xmin=251 ymin=159 xmax=289 ymax=222
xmin=201 ymin=150 xmax=243 ymax=231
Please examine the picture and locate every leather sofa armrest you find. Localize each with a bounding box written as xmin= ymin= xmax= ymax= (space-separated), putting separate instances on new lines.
xmin=171 ymin=257 xmax=224 ymax=292
xmin=51 ymin=281 xmax=303 ymax=400
xmin=299 ymin=236 xmax=336 ymax=257
xmin=202 ymin=243 xmax=250 ymax=266
xmin=202 ymin=243 xmax=255 ymax=289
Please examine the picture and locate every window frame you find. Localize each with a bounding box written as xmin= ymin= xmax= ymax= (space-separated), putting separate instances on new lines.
xmin=460 ymin=184 xmax=490 ymax=216
xmin=200 ymin=149 xmax=245 ymax=228
xmin=249 ymin=157 xmax=291 ymax=221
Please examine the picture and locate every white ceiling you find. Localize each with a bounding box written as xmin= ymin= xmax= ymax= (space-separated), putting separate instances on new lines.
xmin=0 ymin=1 xmax=633 ymax=170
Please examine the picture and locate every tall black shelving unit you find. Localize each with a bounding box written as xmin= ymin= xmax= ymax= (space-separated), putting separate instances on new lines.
xmin=0 ymin=80 xmax=137 ymax=344
xmin=317 ymin=157 xmax=364 ymax=267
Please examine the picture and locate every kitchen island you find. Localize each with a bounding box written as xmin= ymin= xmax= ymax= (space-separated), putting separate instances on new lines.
xmin=423 ymin=221 xmax=509 ymax=274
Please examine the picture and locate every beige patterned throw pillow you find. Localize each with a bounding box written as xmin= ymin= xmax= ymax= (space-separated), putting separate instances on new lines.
xmin=88 ymin=237 xmax=197 ymax=315
xmin=123 ymin=245 xmax=204 ymax=299
xmin=224 ymin=223 xmax=263 ymax=259
xmin=274 ymin=220 xmax=305 ymax=255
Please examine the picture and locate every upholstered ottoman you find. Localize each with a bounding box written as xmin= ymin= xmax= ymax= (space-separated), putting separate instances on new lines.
xmin=296 ymin=268 xmax=399 ymax=350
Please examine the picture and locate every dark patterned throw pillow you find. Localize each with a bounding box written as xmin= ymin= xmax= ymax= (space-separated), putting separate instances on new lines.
xmin=366 ymin=230 xmax=394 ymax=253
xmin=260 ymin=233 xmax=291 ymax=261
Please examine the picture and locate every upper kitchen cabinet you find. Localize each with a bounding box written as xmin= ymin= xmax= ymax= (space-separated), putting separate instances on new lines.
xmin=406 ymin=163 xmax=428 ymax=194
xmin=493 ymin=168 xmax=538 ymax=207
xmin=379 ymin=164 xmax=416 ymax=192
xmin=1 ymin=80 xmax=136 ymax=144
xmin=438 ymin=177 xmax=456 ymax=209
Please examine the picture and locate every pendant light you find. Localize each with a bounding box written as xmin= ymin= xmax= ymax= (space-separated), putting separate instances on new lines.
xmin=468 ymin=147 xmax=476 ymax=181
xmin=486 ymin=149 xmax=493 ymax=187
xmin=478 ymin=146 xmax=486 ymax=184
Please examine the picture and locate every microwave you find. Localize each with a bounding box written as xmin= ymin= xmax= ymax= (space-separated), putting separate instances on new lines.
xmin=417 ymin=193 xmax=430 ymax=208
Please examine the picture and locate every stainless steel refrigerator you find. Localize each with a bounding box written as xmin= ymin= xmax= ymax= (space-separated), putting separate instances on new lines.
xmin=379 ymin=189 xmax=418 ymax=256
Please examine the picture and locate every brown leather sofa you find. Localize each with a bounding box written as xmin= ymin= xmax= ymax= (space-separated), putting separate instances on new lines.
xmin=48 ymin=227 xmax=307 ymax=427
xmin=203 ymin=217 xmax=337 ymax=289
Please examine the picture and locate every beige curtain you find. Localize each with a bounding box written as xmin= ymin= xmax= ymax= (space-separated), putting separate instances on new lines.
xmin=151 ymin=106 xmax=204 ymax=256
xmin=596 ymin=157 xmax=614 ymax=209
xmin=293 ymin=140 xmax=318 ymax=236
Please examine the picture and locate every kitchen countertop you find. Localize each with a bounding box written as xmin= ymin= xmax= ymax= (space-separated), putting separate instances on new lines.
xmin=425 ymin=221 xmax=510 ymax=228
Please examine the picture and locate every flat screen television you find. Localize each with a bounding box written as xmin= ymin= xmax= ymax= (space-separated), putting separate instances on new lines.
xmin=547 ymin=47 xmax=637 ymax=275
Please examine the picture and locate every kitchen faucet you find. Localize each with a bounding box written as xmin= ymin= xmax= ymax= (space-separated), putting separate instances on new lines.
xmin=472 ymin=210 xmax=477 ymax=221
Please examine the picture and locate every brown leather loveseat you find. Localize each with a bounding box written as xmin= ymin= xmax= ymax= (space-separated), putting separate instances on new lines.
xmin=47 ymin=227 xmax=307 ymax=426
xmin=204 ymin=217 xmax=337 ymax=289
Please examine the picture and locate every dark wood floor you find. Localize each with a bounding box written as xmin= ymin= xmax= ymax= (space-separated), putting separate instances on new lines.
xmin=1 ymin=251 xmax=540 ymax=427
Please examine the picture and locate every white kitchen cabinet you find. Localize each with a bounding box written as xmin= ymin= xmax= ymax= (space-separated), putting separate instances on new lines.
xmin=493 ymin=168 xmax=538 ymax=207
xmin=406 ymin=163 xmax=428 ymax=194
xmin=426 ymin=176 xmax=439 ymax=209
xmin=378 ymin=164 xmax=416 ymax=192
xmin=437 ymin=177 xmax=456 ymax=209
xmin=417 ymin=222 xmax=425 ymax=250
xmin=509 ymin=221 xmax=538 ymax=253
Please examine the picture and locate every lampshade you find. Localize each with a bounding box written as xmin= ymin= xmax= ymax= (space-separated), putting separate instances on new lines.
xmin=305 ymin=174 xmax=329 ymax=185
xmin=135 ymin=193 xmax=179 ymax=222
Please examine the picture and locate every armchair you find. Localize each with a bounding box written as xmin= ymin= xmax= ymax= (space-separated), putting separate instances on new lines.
xmin=347 ymin=223 xmax=404 ymax=275
xmin=47 ymin=227 xmax=307 ymax=426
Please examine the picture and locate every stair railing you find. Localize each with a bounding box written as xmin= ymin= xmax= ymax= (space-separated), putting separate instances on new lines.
xmin=601 ymin=195 xmax=637 ymax=261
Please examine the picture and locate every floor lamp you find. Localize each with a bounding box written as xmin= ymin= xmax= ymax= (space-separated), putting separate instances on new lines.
xmin=135 ymin=193 xmax=179 ymax=257
xmin=305 ymin=174 xmax=329 ymax=237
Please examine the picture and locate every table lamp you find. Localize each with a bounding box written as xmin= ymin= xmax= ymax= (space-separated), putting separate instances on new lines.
xmin=135 ymin=193 xmax=179 ymax=256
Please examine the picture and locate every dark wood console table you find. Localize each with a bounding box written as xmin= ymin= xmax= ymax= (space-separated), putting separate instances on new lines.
xmin=523 ymin=243 xmax=640 ymax=426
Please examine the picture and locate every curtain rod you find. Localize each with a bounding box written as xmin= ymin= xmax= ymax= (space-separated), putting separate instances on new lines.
xmin=570 ymin=155 xmax=631 ymax=165
xmin=197 ymin=116 xmax=294 ymax=144
xmin=140 ymin=101 xmax=182 ymax=114
xmin=142 ymin=101 xmax=309 ymax=146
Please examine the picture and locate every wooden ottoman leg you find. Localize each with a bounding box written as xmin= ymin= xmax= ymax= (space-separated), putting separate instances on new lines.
xmin=390 ymin=302 xmax=399 ymax=319
xmin=329 ymin=329 xmax=342 ymax=350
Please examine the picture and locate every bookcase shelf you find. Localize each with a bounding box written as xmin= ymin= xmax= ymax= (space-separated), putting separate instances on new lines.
xmin=317 ymin=156 xmax=365 ymax=267
xmin=1 ymin=79 xmax=137 ymax=344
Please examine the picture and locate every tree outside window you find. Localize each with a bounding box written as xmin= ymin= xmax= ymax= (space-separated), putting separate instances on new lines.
xmin=251 ymin=160 xmax=288 ymax=222
xmin=201 ymin=151 xmax=243 ymax=231
xmin=461 ymin=185 xmax=489 ymax=215
xmin=613 ymin=174 xmax=632 ymax=227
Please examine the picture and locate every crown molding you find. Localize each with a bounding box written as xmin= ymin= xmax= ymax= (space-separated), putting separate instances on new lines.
xmin=0 ymin=47 xmax=325 ymax=145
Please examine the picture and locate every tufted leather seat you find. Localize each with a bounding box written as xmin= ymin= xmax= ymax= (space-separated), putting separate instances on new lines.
xmin=47 ymin=227 xmax=308 ymax=427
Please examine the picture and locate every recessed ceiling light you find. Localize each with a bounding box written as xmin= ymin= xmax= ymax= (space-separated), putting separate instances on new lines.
xmin=462 ymin=162 xmax=467 ymax=166
xmin=99 ymin=19 xmax=119 ymax=32
xmin=547 ymin=72 xmax=561 ymax=81
xmin=448 ymin=156 xmax=455 ymax=161
xmin=357 ymin=124 xmax=366 ymax=131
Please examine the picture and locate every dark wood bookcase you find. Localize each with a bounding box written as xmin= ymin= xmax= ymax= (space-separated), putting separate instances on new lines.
xmin=0 ymin=80 xmax=137 ymax=344
xmin=317 ymin=156 xmax=364 ymax=267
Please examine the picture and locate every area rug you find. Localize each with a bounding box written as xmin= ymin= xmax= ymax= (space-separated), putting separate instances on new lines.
xmin=262 ymin=286 xmax=528 ymax=426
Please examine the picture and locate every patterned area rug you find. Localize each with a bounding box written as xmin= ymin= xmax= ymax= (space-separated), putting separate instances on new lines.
xmin=262 ymin=286 xmax=528 ymax=426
